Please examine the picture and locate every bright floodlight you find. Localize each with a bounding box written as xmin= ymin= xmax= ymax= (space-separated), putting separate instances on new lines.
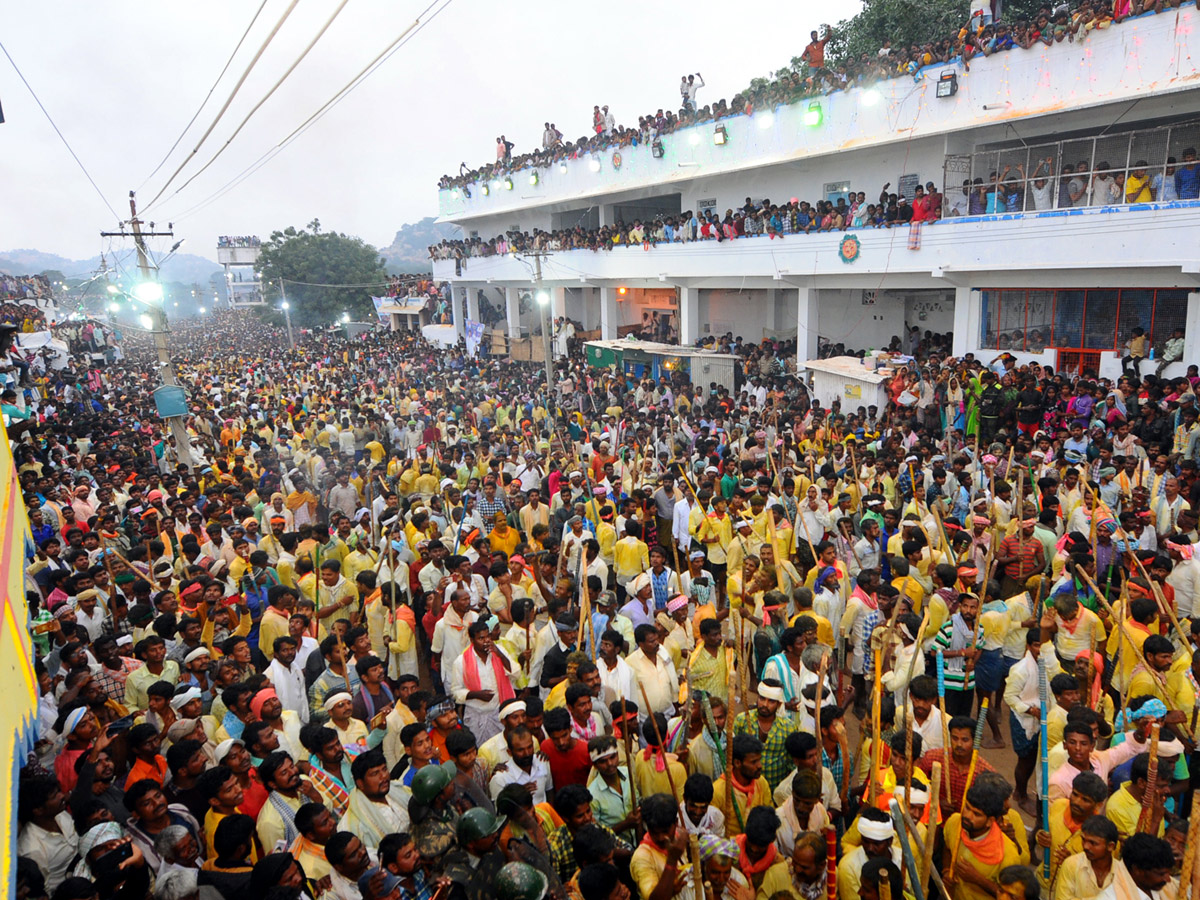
xmin=139 ymin=314 xmax=153 ymax=330
xmin=757 ymin=112 xmax=774 ymax=129
xmin=109 ymin=302 xmax=120 ymax=312
xmin=342 ymin=312 xmax=350 ymax=323
xmin=535 ymin=290 xmax=550 ymax=306
xmin=588 ymin=158 xmax=601 ymax=173
xmin=558 ymin=163 xmax=568 ymax=174
xmin=134 ymin=282 xmax=164 ymax=304
xmin=804 ymin=102 xmax=823 ymax=127
xmin=862 ymin=88 xmax=881 ymax=107
xmin=199 ymin=306 xmax=207 ymax=314
xmin=107 ymin=285 xmax=118 ymax=294
xmin=688 ymin=132 xmax=701 ymax=146
xmin=281 ymin=301 xmax=290 ymax=310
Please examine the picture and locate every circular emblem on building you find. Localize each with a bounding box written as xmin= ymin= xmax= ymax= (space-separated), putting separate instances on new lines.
xmin=612 ymin=152 xmax=622 ymax=170
xmin=839 ymin=234 xmax=861 ymax=263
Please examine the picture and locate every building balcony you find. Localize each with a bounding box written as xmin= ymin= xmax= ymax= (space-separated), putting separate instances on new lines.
xmin=432 ymin=199 xmax=1200 ymax=290
xmin=437 ymin=5 xmax=1200 ymax=225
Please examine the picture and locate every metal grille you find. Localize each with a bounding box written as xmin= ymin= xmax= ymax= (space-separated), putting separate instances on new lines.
xmin=963 ymin=120 xmax=1200 ymax=211
xmin=1057 ymin=349 xmax=1103 ymax=378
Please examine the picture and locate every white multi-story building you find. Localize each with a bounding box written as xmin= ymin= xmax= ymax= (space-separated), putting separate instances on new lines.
xmin=432 ymin=9 xmax=1200 ymax=381
xmin=216 ymin=236 xmax=264 ymax=307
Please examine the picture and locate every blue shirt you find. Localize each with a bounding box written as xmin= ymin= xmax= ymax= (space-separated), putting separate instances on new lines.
xmin=1175 ymin=165 xmax=1199 ymax=199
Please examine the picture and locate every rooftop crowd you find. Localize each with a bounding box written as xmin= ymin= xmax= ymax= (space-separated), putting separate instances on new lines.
xmin=9 ymin=301 xmax=1200 ymax=900
xmin=438 ymin=2 xmax=1188 ymax=196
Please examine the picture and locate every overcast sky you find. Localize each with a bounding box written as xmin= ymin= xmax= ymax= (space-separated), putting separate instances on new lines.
xmin=2 ymin=1 xmax=860 ymax=266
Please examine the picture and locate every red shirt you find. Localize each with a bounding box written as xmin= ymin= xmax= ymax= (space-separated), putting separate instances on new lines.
xmin=540 ymin=737 xmax=592 ymax=789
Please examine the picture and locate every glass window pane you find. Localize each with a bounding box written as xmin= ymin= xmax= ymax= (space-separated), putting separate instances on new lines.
xmin=1082 ymin=289 xmax=1119 ymax=349
xmin=1053 ymin=290 xmax=1085 ymax=349
xmin=997 ymin=290 xmax=1027 ymax=351
xmin=981 ymin=291 xmax=999 ymax=350
xmin=1117 ymin=290 xmax=1154 ymax=352
xmin=1152 ymin=290 xmax=1189 ymax=346
xmin=1026 ymin=290 xmax=1053 ymax=353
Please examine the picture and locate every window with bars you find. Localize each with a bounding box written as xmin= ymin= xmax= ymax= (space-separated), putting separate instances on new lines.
xmin=979 ymin=288 xmax=1189 ymax=352
xmin=966 ymin=119 xmax=1200 ymax=211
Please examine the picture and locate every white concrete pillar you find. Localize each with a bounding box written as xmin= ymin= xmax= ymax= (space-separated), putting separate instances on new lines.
xmin=580 ymin=287 xmax=595 ymax=331
xmin=598 ymin=205 xmax=610 ymax=227
xmin=1185 ymin=293 xmax=1200 ymax=370
xmin=796 ymin=287 xmax=818 ymax=369
xmin=767 ymin=288 xmax=782 ymax=332
xmin=466 ymin=286 xmax=480 ymax=323
xmin=952 ymin=286 xmax=973 ymax=357
xmin=600 ymin=287 xmax=618 ymax=340
xmin=453 ymin=284 xmax=466 ymax=337
xmin=679 ymin=286 xmax=699 ymax=346
xmin=505 ymin=287 xmax=521 ymax=337
xmin=552 ymin=287 xmax=566 ymax=320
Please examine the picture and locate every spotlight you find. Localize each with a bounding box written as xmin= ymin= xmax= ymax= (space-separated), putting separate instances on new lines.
xmin=617 ymin=287 xmax=628 ymax=296
xmin=862 ymin=88 xmax=881 ymax=107
xmin=535 ymin=290 xmax=550 ymax=306
xmin=109 ymin=302 xmax=120 ymax=312
xmin=529 ymin=172 xmax=539 ymax=186
xmin=803 ymin=102 xmax=823 ymax=127
xmin=504 ymin=178 xmax=514 ymax=191
xmin=491 ymin=181 xmax=501 ymax=192
xmin=936 ymin=70 xmax=959 ymax=98
xmin=651 ymin=139 xmax=664 ymax=159
xmin=133 ymin=282 xmax=164 ymax=304
xmin=588 ymin=158 xmax=601 ymax=173
xmin=481 ymin=184 xmax=490 ymax=196
xmin=451 ymin=188 xmax=460 ymax=198
xmin=559 ymin=163 xmax=568 ymax=174
xmin=713 ymin=125 xmax=728 ymax=145
xmin=139 ymin=314 xmax=153 ymax=330
xmin=757 ymin=112 xmax=774 ymax=129
xmin=689 ymin=132 xmax=701 ymax=146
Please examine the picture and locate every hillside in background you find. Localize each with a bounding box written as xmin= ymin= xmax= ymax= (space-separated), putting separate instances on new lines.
xmin=379 ymin=216 xmax=460 ymax=273
xmin=0 ymin=248 xmax=222 ymax=285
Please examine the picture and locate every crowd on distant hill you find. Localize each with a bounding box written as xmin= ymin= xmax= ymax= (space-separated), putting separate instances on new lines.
xmin=438 ymin=0 xmax=1176 ymax=195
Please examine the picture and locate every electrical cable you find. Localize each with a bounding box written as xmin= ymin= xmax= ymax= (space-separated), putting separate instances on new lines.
xmin=141 ymin=0 xmax=303 ymax=212
xmin=135 ymin=0 xmax=270 ymax=193
xmin=159 ymin=0 xmax=452 ymax=223
xmin=0 ymin=40 xmax=121 ymax=222
xmin=147 ymin=0 xmax=353 ymax=212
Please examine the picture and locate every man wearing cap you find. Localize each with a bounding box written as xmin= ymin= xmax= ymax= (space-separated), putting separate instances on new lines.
xmin=444 ymin=807 xmax=508 ymax=900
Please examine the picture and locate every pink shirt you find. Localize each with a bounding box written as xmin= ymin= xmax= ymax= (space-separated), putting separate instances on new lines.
xmin=1047 ymin=737 xmax=1144 ymax=801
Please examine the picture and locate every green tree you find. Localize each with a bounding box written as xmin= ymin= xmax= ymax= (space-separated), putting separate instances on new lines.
xmin=256 ymin=220 xmax=388 ymax=327
xmin=828 ymin=0 xmax=965 ymax=63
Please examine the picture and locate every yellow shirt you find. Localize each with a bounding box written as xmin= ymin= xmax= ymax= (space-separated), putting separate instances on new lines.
xmin=1105 ymin=783 xmax=1162 ymax=839
xmin=710 ymin=774 xmax=773 ymax=837
xmin=632 ymin=750 xmax=687 ymax=804
xmin=1052 ymin=851 xmax=1115 ymax=900
xmin=614 ymin=536 xmax=650 ymax=583
xmin=942 ymin=815 xmax=1021 ymax=900
xmin=1126 ymin=173 xmax=1151 ymax=204
xmin=699 ymin=514 xmax=732 ymax=565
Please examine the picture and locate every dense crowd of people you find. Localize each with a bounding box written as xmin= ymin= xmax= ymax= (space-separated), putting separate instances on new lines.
xmin=10 ymin=302 xmax=1200 ymax=900
xmin=431 ymin=147 xmax=1200 ymax=268
xmin=438 ymin=2 xmax=1181 ymax=195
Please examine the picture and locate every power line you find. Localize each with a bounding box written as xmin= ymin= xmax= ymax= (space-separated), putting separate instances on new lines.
xmin=159 ymin=0 xmax=452 ymax=223
xmin=0 ymin=40 xmax=121 ymax=222
xmin=149 ymin=0 xmax=353 ymax=212
xmin=141 ymin=0 xmax=303 ymax=212
xmin=135 ymin=0 xmax=270 ymax=193
xmin=282 ymin=276 xmax=399 ymax=288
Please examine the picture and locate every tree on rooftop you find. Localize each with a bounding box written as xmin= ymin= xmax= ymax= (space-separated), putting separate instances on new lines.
xmin=256 ymin=221 xmax=387 ymax=327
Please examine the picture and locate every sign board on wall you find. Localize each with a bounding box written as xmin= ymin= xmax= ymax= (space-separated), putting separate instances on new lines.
xmin=697 ymin=198 xmax=717 ymax=212
xmin=640 ymin=289 xmax=678 ymax=311
xmin=898 ymin=173 xmax=921 ymax=200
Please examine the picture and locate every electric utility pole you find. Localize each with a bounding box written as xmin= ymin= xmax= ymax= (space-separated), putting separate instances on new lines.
xmin=101 ymin=191 xmax=195 ymax=472
xmin=530 ymin=252 xmax=556 ymax=410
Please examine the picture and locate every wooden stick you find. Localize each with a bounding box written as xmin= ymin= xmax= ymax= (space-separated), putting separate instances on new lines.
xmin=920 ymin=762 xmax=942 ymax=886
xmin=825 ymin=825 xmax=838 ymax=900
xmin=869 ymin=636 xmax=885 ymax=806
xmin=814 ymin=650 xmax=829 ymax=741
xmin=1137 ymin=722 xmax=1162 ymax=834
xmin=1182 ymin=805 xmax=1200 ymax=900
xmin=619 ymin=694 xmax=639 ymax=818
xmin=639 ymin=683 xmax=681 ymax=811
xmin=724 ymin=656 xmax=736 ymax=836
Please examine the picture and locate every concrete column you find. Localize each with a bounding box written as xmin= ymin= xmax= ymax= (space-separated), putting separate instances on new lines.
xmin=598 ymin=205 xmax=610 ymax=227
xmin=466 ymin=286 xmax=480 ymax=323
xmin=552 ymin=287 xmax=566 ymax=320
xmin=767 ymin=288 xmax=782 ymax=332
xmin=1185 ymin=293 xmax=1200 ymax=369
xmin=952 ymin=286 xmax=973 ymax=357
xmin=453 ymin=284 xmax=466 ymax=337
xmin=600 ymin=287 xmax=618 ymax=340
xmin=506 ymin=287 xmax=521 ymax=337
xmin=678 ymin=286 xmax=699 ymax=346
xmin=796 ymin=287 xmax=819 ymax=369
xmin=580 ymin=287 xmax=595 ymax=331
